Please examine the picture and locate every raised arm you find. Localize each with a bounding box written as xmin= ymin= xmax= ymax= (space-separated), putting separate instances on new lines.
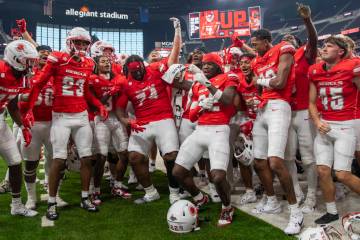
xmin=167 ymin=17 xmax=182 ymax=66
xmin=297 ymin=3 xmax=318 ymax=64
xmin=16 ymin=18 xmax=38 ymax=48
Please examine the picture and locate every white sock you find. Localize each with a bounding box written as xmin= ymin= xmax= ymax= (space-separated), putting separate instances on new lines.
xmin=169 ymin=186 xmax=179 ymax=194
xmin=81 ymin=191 xmax=89 ymax=199
xmin=193 ymin=192 xmax=204 ymax=202
xmin=44 ymin=174 xmax=49 ymax=184
xmin=12 ymin=197 xmax=21 ymax=205
xmin=246 ymin=188 xmax=254 ymax=193
xmin=222 ymin=204 xmax=231 ymax=210
xmin=150 ymin=159 xmax=156 ymax=164
xmin=25 ymin=182 xmax=36 ymax=200
xmin=144 ymin=185 xmax=156 ymax=195
xmin=267 ymin=195 xmax=277 ymax=203
xmin=326 ymin=202 xmax=338 ymax=215
xmin=289 ymin=203 xmax=300 ymax=215
xmin=114 ymin=180 xmax=123 ymax=189
xmin=48 ymin=196 xmax=56 ymax=204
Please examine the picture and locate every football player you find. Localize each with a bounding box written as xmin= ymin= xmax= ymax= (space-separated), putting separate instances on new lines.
xmin=115 ymin=17 xmax=182 ymax=204
xmin=0 ymin=40 xmax=38 ymax=217
xmin=308 ymin=35 xmax=360 ymax=224
xmin=251 ymin=29 xmax=303 ymax=235
xmin=173 ymin=53 xmax=238 ymax=227
xmin=89 ymin=55 xmax=130 ymax=205
xmin=200 ymin=10 xmax=221 ymax=39
xmin=281 ymin=2 xmax=318 ymax=213
xmin=18 ymin=44 xmax=68 ymax=209
xmin=233 ymin=53 xmax=259 ymax=205
xmin=23 ymin=27 xmax=108 ymax=220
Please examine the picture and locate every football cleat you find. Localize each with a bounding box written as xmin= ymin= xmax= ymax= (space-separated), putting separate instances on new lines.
xmin=239 ymin=191 xmax=257 ymax=205
xmin=169 ymin=187 xmax=181 ymax=204
xmin=0 ymin=180 xmax=10 ymax=193
xmin=301 ymin=195 xmax=316 ymax=214
xmin=46 ymin=203 xmax=58 ymax=220
xmin=194 ymin=194 xmax=209 ymax=210
xmin=252 ymin=195 xmax=267 ymax=214
xmin=112 ymin=187 xmax=132 ymax=199
xmin=253 ymin=196 xmax=281 ymax=214
xmin=284 ymin=212 xmax=304 ymax=235
xmin=179 ymin=189 xmax=191 ymax=199
xmin=217 ymin=207 xmax=235 ymax=227
xmin=11 ymin=203 xmax=38 ymax=217
xmin=80 ymin=198 xmax=98 ymax=212
xmin=315 ymin=212 xmax=339 ymax=225
xmin=91 ymin=192 xmax=102 ymax=206
xmin=25 ymin=198 xmax=37 ymax=210
xmin=134 ymin=191 xmax=160 ymax=204
xmin=56 ymin=196 xmax=69 ymax=208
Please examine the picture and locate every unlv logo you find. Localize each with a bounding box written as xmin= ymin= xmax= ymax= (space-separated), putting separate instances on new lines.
xmin=16 ymin=43 xmax=25 ymax=52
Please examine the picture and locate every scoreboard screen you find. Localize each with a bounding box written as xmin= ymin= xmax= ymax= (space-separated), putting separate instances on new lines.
xmin=189 ymin=6 xmax=261 ymax=40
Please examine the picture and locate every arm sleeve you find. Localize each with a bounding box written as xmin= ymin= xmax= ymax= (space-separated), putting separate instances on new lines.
xmin=279 ymin=43 xmax=296 ymax=56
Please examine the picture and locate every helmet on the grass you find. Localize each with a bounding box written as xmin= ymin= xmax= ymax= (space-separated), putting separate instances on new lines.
xmin=167 ymin=200 xmax=198 ymax=233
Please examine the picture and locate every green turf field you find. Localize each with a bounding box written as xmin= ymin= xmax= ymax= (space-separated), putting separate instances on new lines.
xmin=0 ymin=158 xmax=295 ymax=240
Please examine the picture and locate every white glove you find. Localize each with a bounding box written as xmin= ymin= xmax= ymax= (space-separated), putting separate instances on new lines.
xmin=256 ymin=76 xmax=274 ymax=88
xmin=187 ymin=64 xmax=202 ymax=74
xmin=169 ymin=17 xmax=181 ymax=29
xmin=194 ymin=72 xmax=211 ymax=87
xmin=199 ymin=97 xmax=214 ymax=110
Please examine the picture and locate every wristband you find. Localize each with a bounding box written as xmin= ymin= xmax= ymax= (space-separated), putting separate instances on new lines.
xmin=213 ymin=89 xmax=223 ymax=101
xmin=256 ymin=78 xmax=271 ymax=88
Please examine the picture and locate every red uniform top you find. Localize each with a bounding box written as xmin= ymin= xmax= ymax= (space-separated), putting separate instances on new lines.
xmin=309 ymin=58 xmax=360 ymax=121
xmin=191 ymin=72 xmax=238 ymax=125
xmin=0 ymin=61 xmax=24 ymax=112
xmin=292 ymin=45 xmax=311 ymax=110
xmin=32 ymin=51 xmax=101 ymax=113
xmin=112 ymin=63 xmax=123 ymax=75
xmin=89 ymin=73 xmax=123 ymax=112
xmin=237 ymin=72 xmax=260 ymax=120
xmin=116 ymin=61 xmax=173 ymax=123
xmin=252 ymin=41 xmax=296 ymax=106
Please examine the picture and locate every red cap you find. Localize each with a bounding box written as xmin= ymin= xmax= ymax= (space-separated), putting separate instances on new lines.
xmin=202 ymin=53 xmax=223 ymax=70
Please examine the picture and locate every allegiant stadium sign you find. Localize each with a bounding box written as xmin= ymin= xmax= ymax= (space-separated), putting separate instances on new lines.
xmin=65 ymin=8 xmax=129 ymax=20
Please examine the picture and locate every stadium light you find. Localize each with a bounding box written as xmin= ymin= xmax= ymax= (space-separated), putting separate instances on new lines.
xmin=343 ymin=12 xmax=352 ymax=16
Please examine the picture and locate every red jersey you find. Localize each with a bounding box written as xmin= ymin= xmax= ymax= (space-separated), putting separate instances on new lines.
xmin=0 ymin=61 xmax=24 ymax=111
xmin=89 ymin=74 xmax=123 ymax=112
xmin=33 ymin=51 xmax=96 ymax=113
xmin=116 ymin=62 xmax=173 ymax=123
xmin=191 ymin=72 xmax=238 ymax=125
xmin=112 ymin=63 xmax=123 ymax=75
xmin=292 ymin=45 xmax=311 ymax=110
xmin=309 ymin=58 xmax=360 ymax=121
xmin=237 ymin=72 xmax=260 ymax=120
xmin=252 ymin=41 xmax=296 ymax=106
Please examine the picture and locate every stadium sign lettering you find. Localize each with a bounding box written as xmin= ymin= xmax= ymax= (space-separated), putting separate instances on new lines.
xmin=65 ymin=8 xmax=129 ymax=20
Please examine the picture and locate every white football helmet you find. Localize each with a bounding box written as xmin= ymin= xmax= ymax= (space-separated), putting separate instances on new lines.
xmin=90 ymin=40 xmax=115 ymax=58
xmin=167 ymin=200 xmax=198 ymax=233
xmin=298 ymin=226 xmax=342 ymax=240
xmin=233 ymin=133 xmax=254 ymax=166
xmin=66 ymin=27 xmax=91 ymax=56
xmin=116 ymin=53 xmax=129 ymax=66
xmin=342 ymin=212 xmax=360 ymax=240
xmin=4 ymin=40 xmax=38 ymax=71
